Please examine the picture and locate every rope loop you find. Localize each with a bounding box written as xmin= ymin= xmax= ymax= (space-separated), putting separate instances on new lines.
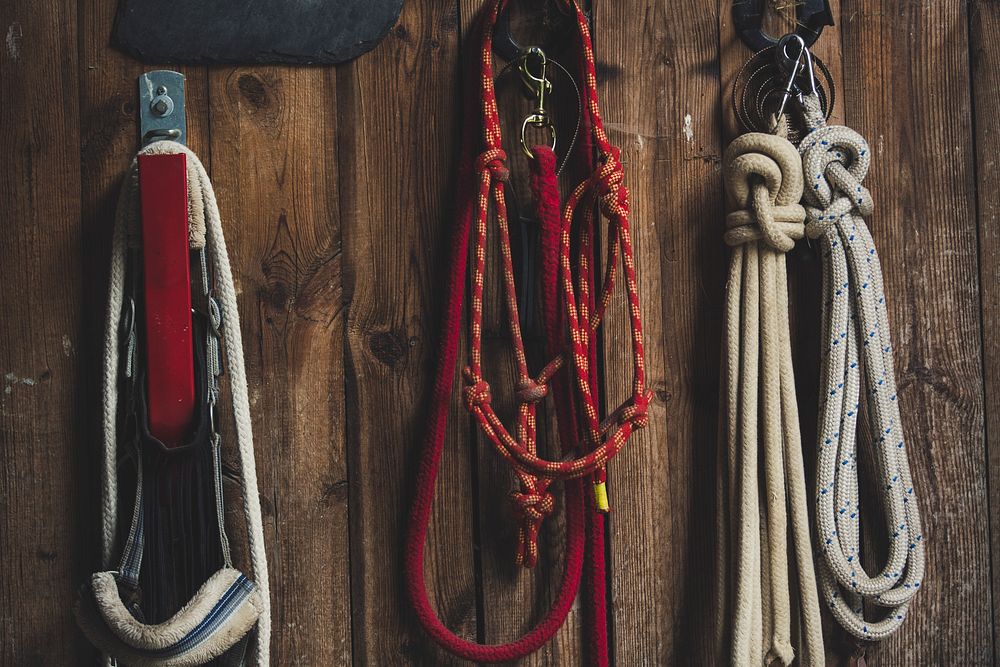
xmin=515 ymin=377 xmax=549 ymax=404
xmin=595 ymin=147 xmax=628 ymax=219
xmin=619 ymin=389 xmax=653 ymax=429
xmin=462 ymin=369 xmax=493 ymax=411
xmin=475 ymin=147 xmax=510 ymax=182
xmin=512 ymin=490 xmax=556 ymax=523
xmin=800 ymin=124 xmax=874 ymax=239
xmin=723 ymin=132 xmax=805 ymax=253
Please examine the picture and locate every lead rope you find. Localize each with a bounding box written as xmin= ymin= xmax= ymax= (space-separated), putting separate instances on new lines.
xmin=721 ymin=131 xmax=824 ymax=666
xmin=405 ymin=0 xmax=650 ymax=662
xmin=799 ymin=93 xmax=925 ymax=643
xmin=99 ymin=141 xmax=270 ymax=665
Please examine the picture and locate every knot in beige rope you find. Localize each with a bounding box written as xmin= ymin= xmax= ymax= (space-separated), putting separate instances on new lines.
xmin=798 ymin=92 xmax=925 ymax=642
xmin=800 ymin=122 xmax=874 ymax=239
xmin=723 ymin=133 xmax=806 ymax=253
xmin=721 ymin=130 xmax=824 ymax=666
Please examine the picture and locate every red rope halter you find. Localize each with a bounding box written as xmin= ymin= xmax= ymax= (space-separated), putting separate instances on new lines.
xmin=405 ymin=1 xmax=650 ymax=662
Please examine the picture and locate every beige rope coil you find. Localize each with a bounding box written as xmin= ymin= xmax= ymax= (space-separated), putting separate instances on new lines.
xmin=799 ymin=94 xmax=926 ymax=642
xmin=721 ymin=132 xmax=824 ymax=666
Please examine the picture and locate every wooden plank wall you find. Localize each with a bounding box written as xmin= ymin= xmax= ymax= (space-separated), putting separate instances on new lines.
xmin=0 ymin=0 xmax=994 ymax=664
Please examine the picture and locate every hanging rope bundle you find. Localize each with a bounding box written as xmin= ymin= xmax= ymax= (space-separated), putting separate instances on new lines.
xmin=799 ymin=94 xmax=925 ymax=642
xmin=75 ymin=141 xmax=270 ymax=666
xmin=720 ymin=131 xmax=825 ymax=666
xmin=405 ymin=0 xmax=651 ymax=663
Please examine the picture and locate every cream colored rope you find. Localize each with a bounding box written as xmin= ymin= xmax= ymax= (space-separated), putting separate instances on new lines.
xmin=799 ymin=94 xmax=925 ymax=641
xmin=722 ymin=131 xmax=824 ymax=666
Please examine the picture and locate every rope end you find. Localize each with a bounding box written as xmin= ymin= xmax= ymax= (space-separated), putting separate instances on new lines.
xmin=593 ymin=481 xmax=609 ymax=512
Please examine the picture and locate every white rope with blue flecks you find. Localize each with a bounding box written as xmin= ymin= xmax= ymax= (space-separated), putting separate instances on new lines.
xmin=799 ymin=94 xmax=925 ymax=641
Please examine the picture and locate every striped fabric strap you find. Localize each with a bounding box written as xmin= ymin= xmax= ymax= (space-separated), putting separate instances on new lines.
xmin=116 ymin=444 xmax=145 ymax=591
xmin=133 ymin=574 xmax=255 ymax=660
xmin=76 ymin=567 xmax=262 ymax=667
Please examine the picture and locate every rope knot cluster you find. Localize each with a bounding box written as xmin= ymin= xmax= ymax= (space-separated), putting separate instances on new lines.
xmin=595 ymin=148 xmax=628 ymax=219
xmin=722 ymin=133 xmax=806 ymax=253
xmin=799 ymin=125 xmax=874 ymax=239
xmin=619 ymin=389 xmax=653 ymax=429
xmin=515 ymin=378 xmax=549 ymax=404
xmin=462 ymin=370 xmax=492 ymax=411
xmin=475 ymin=148 xmax=509 ymax=182
xmin=511 ymin=490 xmax=556 ymax=523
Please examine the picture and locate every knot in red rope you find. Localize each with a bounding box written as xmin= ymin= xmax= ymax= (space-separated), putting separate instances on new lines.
xmin=475 ymin=148 xmax=509 ymax=182
xmin=512 ymin=490 xmax=556 ymax=523
xmin=515 ymin=378 xmax=549 ymax=404
xmin=620 ymin=389 xmax=653 ymax=429
xmin=463 ymin=373 xmax=492 ymax=412
xmin=596 ymin=148 xmax=628 ymax=218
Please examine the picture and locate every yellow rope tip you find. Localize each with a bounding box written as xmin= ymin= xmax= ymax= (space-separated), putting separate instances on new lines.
xmin=593 ymin=482 xmax=609 ymax=512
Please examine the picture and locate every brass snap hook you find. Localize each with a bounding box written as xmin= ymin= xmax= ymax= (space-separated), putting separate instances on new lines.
xmin=517 ymin=47 xmax=557 ymax=159
xmin=520 ymin=113 xmax=556 ymax=159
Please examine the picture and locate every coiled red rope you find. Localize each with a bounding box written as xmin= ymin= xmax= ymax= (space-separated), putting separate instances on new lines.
xmin=405 ymin=1 xmax=651 ymax=662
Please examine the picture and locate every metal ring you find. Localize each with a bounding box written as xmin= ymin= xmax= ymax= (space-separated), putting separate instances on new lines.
xmin=520 ymin=113 xmax=556 ymax=159
xmin=141 ymin=128 xmax=181 ymax=145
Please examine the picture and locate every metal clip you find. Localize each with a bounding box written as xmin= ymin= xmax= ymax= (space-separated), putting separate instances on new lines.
xmin=138 ymin=70 xmax=187 ymax=147
xmin=518 ymin=47 xmax=557 ymax=159
xmin=775 ymin=34 xmax=818 ymax=119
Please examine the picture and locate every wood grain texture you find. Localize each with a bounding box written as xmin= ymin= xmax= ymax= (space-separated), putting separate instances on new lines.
xmin=597 ymin=1 xmax=727 ymax=664
xmin=840 ymin=1 xmax=990 ymax=663
xmin=971 ymin=0 xmax=1000 ymax=664
xmin=0 ymin=0 xmax=996 ymax=664
xmin=206 ymin=62 xmax=351 ymax=665
xmin=341 ymin=1 xmax=475 ymax=664
xmin=0 ymin=0 xmax=85 ymax=664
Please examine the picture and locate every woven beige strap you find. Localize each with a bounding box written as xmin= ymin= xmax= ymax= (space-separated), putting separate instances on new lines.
xmin=721 ymin=132 xmax=824 ymax=666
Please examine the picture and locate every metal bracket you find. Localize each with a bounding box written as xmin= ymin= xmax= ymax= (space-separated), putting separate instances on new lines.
xmin=732 ymin=0 xmax=834 ymax=53
xmin=139 ymin=70 xmax=187 ymax=147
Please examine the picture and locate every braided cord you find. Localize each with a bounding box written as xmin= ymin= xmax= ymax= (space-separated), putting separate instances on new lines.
xmin=721 ymin=132 xmax=824 ymax=666
xmin=405 ymin=1 xmax=647 ymax=663
xmin=464 ymin=0 xmax=650 ymax=564
xmin=800 ymin=94 xmax=925 ymax=641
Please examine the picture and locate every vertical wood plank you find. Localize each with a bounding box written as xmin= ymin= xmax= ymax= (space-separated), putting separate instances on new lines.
xmin=0 ymin=0 xmax=84 ymax=663
xmin=341 ymin=1 xmax=476 ymax=663
xmin=207 ymin=64 xmax=351 ymax=664
xmin=969 ymin=0 xmax=1000 ymax=663
xmin=838 ymin=1 xmax=990 ymax=663
xmin=597 ymin=0 xmax=727 ymax=663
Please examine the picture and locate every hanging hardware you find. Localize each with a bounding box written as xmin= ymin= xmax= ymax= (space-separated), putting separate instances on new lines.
xmin=774 ymin=34 xmax=818 ymax=119
xmin=494 ymin=0 xmax=584 ymax=63
xmin=732 ymin=0 xmax=834 ymax=53
xmin=139 ymin=70 xmax=187 ymax=147
xmin=519 ymin=47 xmax=557 ymax=159
xmin=731 ymin=32 xmax=834 ymax=143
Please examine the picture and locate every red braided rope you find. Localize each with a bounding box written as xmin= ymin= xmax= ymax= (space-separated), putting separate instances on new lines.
xmin=405 ymin=1 xmax=650 ymax=662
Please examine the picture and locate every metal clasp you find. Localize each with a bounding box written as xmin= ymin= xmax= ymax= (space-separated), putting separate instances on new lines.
xmin=775 ymin=34 xmax=818 ymax=118
xmin=518 ymin=47 xmax=556 ymax=159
